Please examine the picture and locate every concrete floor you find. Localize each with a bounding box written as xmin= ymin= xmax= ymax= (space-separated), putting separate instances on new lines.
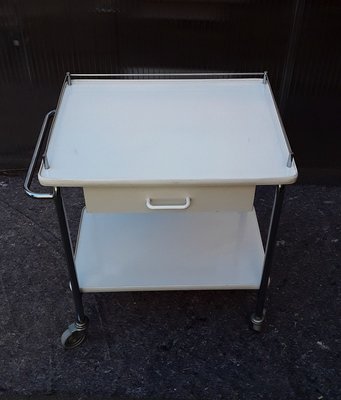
xmin=0 ymin=174 xmax=340 ymax=399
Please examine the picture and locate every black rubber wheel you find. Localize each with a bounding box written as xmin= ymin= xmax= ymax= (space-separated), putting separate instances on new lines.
xmin=251 ymin=321 xmax=263 ymax=332
xmin=250 ymin=311 xmax=266 ymax=333
xmin=61 ymin=324 xmax=87 ymax=349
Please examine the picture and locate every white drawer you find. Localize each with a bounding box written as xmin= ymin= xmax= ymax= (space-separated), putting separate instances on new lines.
xmin=84 ymin=185 xmax=255 ymax=213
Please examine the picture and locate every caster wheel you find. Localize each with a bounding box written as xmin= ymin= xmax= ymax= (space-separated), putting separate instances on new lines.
xmin=61 ymin=327 xmax=86 ymax=349
xmin=251 ymin=319 xmax=263 ymax=332
xmin=61 ymin=317 xmax=89 ymax=349
xmin=250 ymin=311 xmax=266 ymax=333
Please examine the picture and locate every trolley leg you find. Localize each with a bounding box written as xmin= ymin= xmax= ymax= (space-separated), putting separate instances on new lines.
xmin=54 ymin=187 xmax=89 ymax=348
xmin=251 ymin=185 xmax=285 ymax=332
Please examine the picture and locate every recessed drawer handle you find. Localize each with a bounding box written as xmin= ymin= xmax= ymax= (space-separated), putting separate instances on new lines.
xmin=146 ymin=197 xmax=191 ymax=210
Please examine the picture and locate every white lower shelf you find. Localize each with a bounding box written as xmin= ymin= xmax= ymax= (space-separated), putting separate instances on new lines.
xmin=75 ymin=210 xmax=264 ymax=292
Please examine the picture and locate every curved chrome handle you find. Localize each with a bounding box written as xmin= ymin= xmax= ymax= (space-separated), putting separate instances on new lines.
xmin=146 ymin=197 xmax=191 ymax=210
xmin=24 ymin=110 xmax=57 ymax=199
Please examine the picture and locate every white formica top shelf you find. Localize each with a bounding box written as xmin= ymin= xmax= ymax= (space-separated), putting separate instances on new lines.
xmin=75 ymin=210 xmax=264 ymax=292
xmin=39 ymin=78 xmax=297 ymax=187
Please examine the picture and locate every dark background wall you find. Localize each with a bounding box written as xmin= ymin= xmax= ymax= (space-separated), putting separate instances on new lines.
xmin=0 ymin=0 xmax=340 ymax=177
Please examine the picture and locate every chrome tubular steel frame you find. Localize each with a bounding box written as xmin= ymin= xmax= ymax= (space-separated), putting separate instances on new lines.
xmin=24 ymin=110 xmax=57 ymax=199
xmin=69 ymin=72 xmax=265 ymax=78
xmin=251 ymin=185 xmax=285 ymax=331
xmin=24 ymin=110 xmax=88 ymax=348
xmin=54 ymin=187 xmax=86 ymax=324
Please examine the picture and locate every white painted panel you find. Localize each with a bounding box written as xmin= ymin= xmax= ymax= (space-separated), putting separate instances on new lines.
xmin=39 ymin=78 xmax=297 ymax=186
xmin=83 ymin=185 xmax=255 ymax=212
xmin=75 ymin=210 xmax=264 ymax=292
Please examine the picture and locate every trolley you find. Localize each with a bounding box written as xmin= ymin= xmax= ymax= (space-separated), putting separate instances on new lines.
xmin=24 ymin=72 xmax=297 ymax=348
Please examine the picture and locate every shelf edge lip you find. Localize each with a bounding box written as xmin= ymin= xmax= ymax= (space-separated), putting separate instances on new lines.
xmin=79 ymin=284 xmax=261 ymax=293
xmin=38 ymin=173 xmax=298 ymax=188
